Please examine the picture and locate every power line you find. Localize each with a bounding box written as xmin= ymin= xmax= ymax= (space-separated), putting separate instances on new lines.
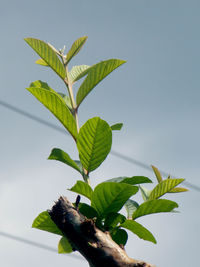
xmin=0 ymin=100 xmax=66 ymax=134
xmin=111 ymin=150 xmax=200 ymax=191
xmin=1 ymin=99 xmax=200 ymax=192
xmin=0 ymin=231 xmax=82 ymax=260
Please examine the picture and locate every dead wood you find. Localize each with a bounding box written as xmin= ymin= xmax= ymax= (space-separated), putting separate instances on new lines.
xmin=49 ymin=196 xmax=155 ymax=267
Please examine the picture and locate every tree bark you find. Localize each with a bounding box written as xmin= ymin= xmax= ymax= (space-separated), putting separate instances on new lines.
xmin=49 ymin=196 xmax=155 ymax=267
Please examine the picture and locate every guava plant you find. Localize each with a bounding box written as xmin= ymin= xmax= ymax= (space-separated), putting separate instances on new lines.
xmin=24 ymin=36 xmax=187 ymax=266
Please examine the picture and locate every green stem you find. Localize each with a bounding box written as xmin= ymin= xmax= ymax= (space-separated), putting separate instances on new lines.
xmin=61 ymin=54 xmax=79 ymax=131
xmin=67 ymin=80 xmax=79 ymax=132
xmin=61 ymin=54 xmax=90 ymax=185
xmin=83 ymin=171 xmax=90 ymax=185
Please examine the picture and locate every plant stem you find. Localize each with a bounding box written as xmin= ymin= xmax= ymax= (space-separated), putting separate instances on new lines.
xmin=49 ymin=197 xmax=155 ymax=267
xmin=83 ymin=172 xmax=90 ymax=185
xmin=61 ymin=54 xmax=90 ymax=185
xmin=60 ymin=53 xmax=79 ymax=132
xmin=66 ymin=78 xmax=80 ymax=132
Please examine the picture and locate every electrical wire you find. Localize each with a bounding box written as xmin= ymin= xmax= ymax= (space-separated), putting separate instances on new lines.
xmin=0 ymin=231 xmax=82 ymax=260
xmin=111 ymin=150 xmax=200 ymax=191
xmin=1 ymin=99 xmax=200 ymax=192
xmin=0 ymin=100 xmax=66 ymax=134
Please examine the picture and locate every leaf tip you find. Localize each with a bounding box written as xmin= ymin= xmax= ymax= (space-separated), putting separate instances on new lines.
xmin=24 ymin=37 xmax=32 ymax=44
xmin=153 ymin=238 xmax=157 ymax=244
xmin=31 ymin=218 xmax=37 ymax=228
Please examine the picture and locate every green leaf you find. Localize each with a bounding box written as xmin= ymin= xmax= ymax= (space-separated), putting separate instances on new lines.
xmin=120 ymin=220 xmax=156 ymax=244
xmin=111 ymin=123 xmax=123 ymax=131
xmin=78 ymin=203 xmax=98 ymax=219
xmin=105 ymin=176 xmax=152 ymax=185
xmin=149 ymin=178 xmax=185 ymax=200
xmin=104 ymin=213 xmax=126 ymax=229
xmin=152 ymin=165 xmax=163 ymax=183
xmin=77 ymin=117 xmax=112 ymax=173
xmin=139 ymin=186 xmax=152 ymax=201
xmin=111 ymin=228 xmax=128 ymax=246
xmin=91 ymin=182 xmax=138 ymax=217
xmin=66 ymin=36 xmax=88 ymax=64
xmin=76 ymin=59 xmax=126 ymax=107
xmin=69 ymin=65 xmax=90 ymax=83
xmin=24 ymin=38 xmax=66 ymax=79
xmin=125 ymin=199 xmax=139 ymax=219
xmin=26 ymin=86 xmax=78 ymax=140
xmin=169 ymin=187 xmax=188 ymax=193
xmin=35 ymin=58 xmax=49 ymax=66
xmin=30 ymin=80 xmax=54 ymax=91
xmin=48 ymin=148 xmax=81 ymax=174
xmin=132 ymin=199 xmax=178 ymax=220
xmin=32 ymin=211 xmax=62 ymax=235
xmin=58 ymin=236 xmax=73 ymax=254
xmin=69 ymin=180 xmax=93 ymax=200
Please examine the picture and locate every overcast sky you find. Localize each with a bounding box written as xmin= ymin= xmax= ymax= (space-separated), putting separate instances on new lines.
xmin=0 ymin=0 xmax=200 ymax=266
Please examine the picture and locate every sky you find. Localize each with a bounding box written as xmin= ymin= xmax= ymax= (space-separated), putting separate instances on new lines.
xmin=0 ymin=0 xmax=200 ymax=266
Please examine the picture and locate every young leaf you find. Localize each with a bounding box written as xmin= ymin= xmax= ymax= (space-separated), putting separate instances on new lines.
xmin=132 ymin=199 xmax=178 ymax=220
xmin=76 ymin=59 xmax=126 ymax=107
xmin=26 ymin=86 xmax=78 ymax=140
xmin=169 ymin=187 xmax=188 ymax=193
xmin=57 ymin=93 xmax=72 ymax=110
xmin=77 ymin=117 xmax=112 ymax=173
xmin=69 ymin=180 xmax=93 ymax=200
xmin=111 ymin=228 xmax=128 ymax=246
xmin=35 ymin=58 xmax=49 ymax=66
xmin=139 ymin=186 xmax=152 ymax=201
xmin=104 ymin=212 xmax=126 ymax=229
xmin=105 ymin=176 xmax=152 ymax=185
xmin=120 ymin=220 xmax=156 ymax=244
xmin=69 ymin=65 xmax=90 ymax=83
xmin=78 ymin=203 xmax=98 ymax=219
xmin=125 ymin=199 xmax=139 ymax=219
xmin=58 ymin=236 xmax=73 ymax=254
xmin=149 ymin=178 xmax=185 ymax=200
xmin=152 ymin=165 xmax=163 ymax=183
xmin=91 ymin=182 xmax=138 ymax=217
xmin=48 ymin=148 xmax=81 ymax=174
xmin=24 ymin=38 xmax=66 ymax=79
xmin=66 ymin=36 xmax=88 ymax=64
xmin=74 ymin=160 xmax=84 ymax=172
xmin=32 ymin=211 xmax=62 ymax=235
xmin=111 ymin=123 xmax=123 ymax=131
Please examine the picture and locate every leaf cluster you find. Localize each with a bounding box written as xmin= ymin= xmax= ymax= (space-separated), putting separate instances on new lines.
xmin=25 ymin=37 xmax=188 ymax=254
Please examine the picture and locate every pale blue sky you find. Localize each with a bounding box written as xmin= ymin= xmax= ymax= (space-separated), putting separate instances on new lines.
xmin=0 ymin=1 xmax=200 ymax=266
